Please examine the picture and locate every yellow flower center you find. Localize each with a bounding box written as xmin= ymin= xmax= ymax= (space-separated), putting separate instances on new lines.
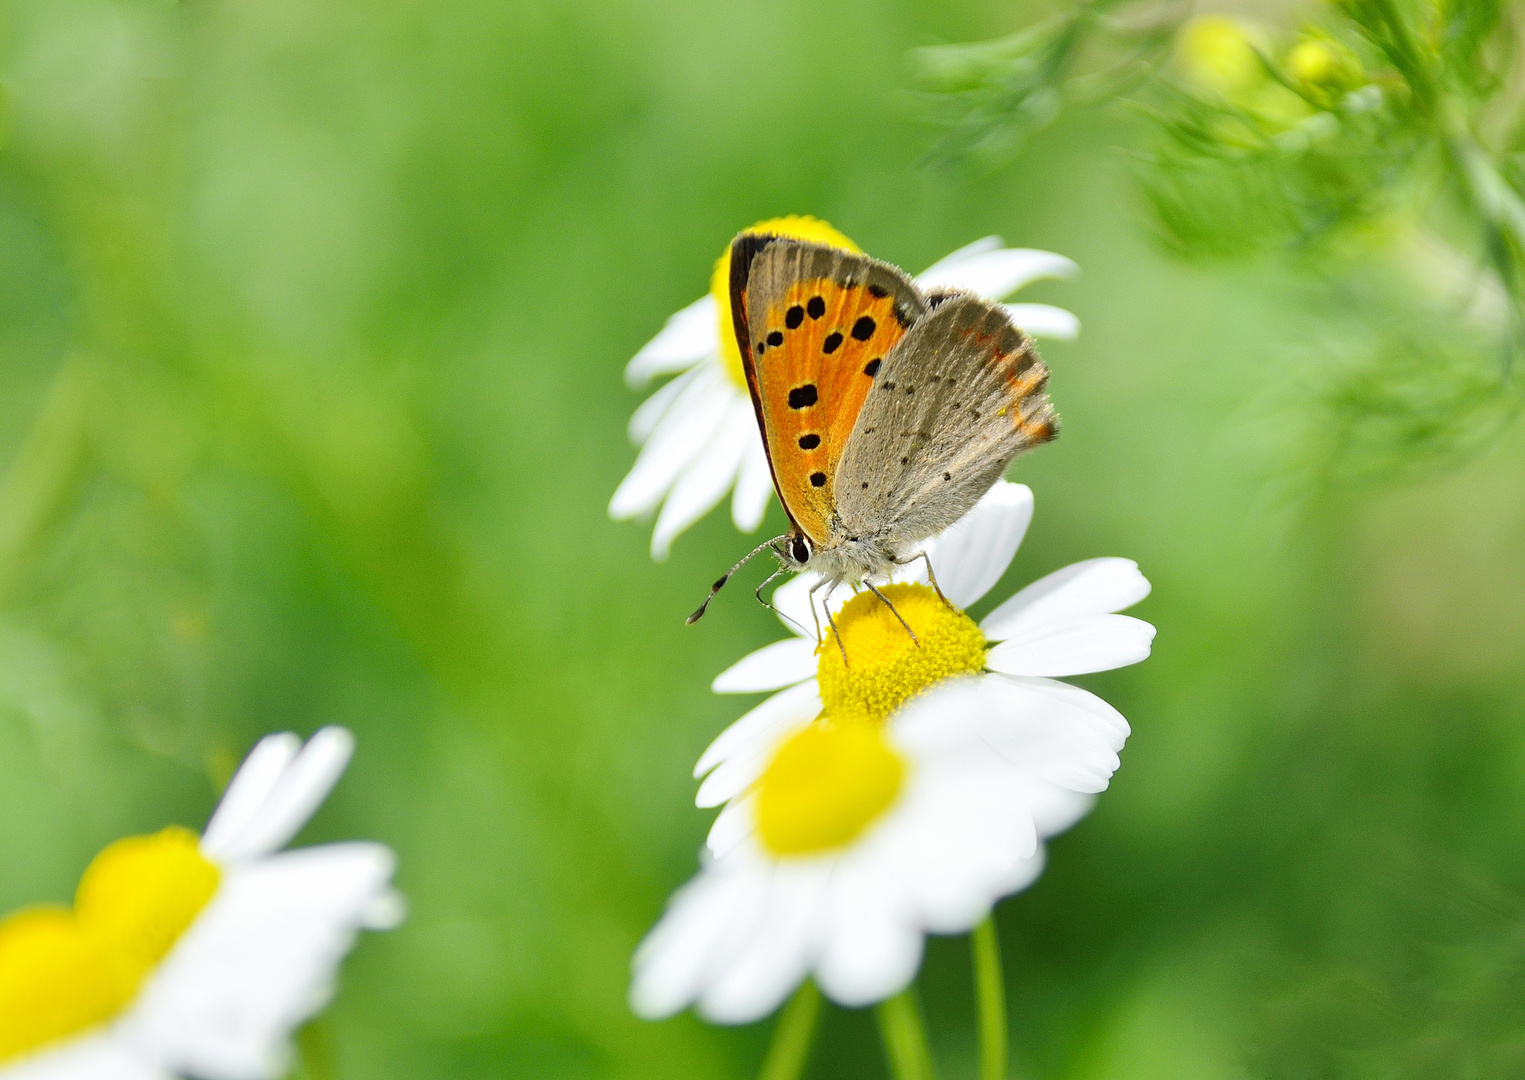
xmin=817 ymin=583 xmax=987 ymax=725
xmin=0 ymin=827 xmax=221 ymax=1063
xmin=710 ymin=215 xmax=860 ymax=389
xmin=755 ymin=721 xmax=905 ymax=856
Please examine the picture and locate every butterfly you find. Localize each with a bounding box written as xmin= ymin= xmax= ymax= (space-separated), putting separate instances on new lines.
xmin=688 ymin=232 xmax=1058 ymax=637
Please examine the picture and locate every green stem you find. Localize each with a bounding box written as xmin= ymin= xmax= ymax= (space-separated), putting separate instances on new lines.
xmin=875 ymin=987 xmax=938 ymax=1080
xmin=972 ymin=917 xmax=1008 ymax=1080
xmin=759 ymin=981 xmax=822 ymax=1080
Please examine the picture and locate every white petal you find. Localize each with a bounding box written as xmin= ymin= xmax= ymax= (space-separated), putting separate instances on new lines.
xmin=120 ymin=843 xmax=396 ymax=1080
xmin=711 ymin=638 xmax=817 ymax=694
xmin=925 ymin=481 xmax=1033 ymax=609
xmin=872 ymin=762 xmax=1037 ymax=930
xmin=650 ymin=399 xmax=752 ymax=560
xmin=894 ymin=678 xmax=1120 ymax=794
xmin=630 ymin=860 xmax=764 ymax=1020
xmin=982 ymin=558 xmax=1152 ymax=641
xmin=202 ymin=728 xmax=354 ymax=863
xmin=995 ymin=674 xmax=1131 ymax=748
xmin=628 ymin=367 xmax=698 ymax=444
xmin=697 ymin=865 xmax=825 ymax=1024
xmin=1004 ymin=302 xmax=1079 ymax=342
xmin=705 ymin=795 xmax=756 ymax=857
xmin=985 ymin=614 xmax=1155 ymax=677
xmin=730 ymin=435 xmax=773 ymax=532
xmin=813 ymin=864 xmax=922 ymax=1008
xmin=0 ymin=1035 xmax=165 ymax=1080
xmin=916 ymin=243 xmax=1078 ymax=301
xmin=200 ymin=733 xmax=301 ymax=859
xmin=694 ymin=680 xmax=821 ymax=779
xmin=625 ymin=296 xmax=718 ymax=387
xmin=696 ymin=688 xmax=819 ymax=809
xmin=1026 ymin=787 xmax=1095 ymax=838
xmin=608 ymin=368 xmax=732 ymax=521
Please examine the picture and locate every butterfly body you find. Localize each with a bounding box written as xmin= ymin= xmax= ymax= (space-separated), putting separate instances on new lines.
xmin=688 ymin=232 xmax=1058 ymax=627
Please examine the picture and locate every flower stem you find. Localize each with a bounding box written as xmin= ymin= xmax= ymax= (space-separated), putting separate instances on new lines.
xmin=972 ymin=917 xmax=1008 ymax=1080
xmin=760 ymin=981 xmax=822 ymax=1080
xmin=875 ymin=987 xmax=939 ymax=1080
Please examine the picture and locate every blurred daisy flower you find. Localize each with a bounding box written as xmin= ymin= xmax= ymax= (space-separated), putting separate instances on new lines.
xmin=0 ymin=727 xmax=401 ymax=1080
xmin=630 ymin=482 xmax=1153 ymax=1022
xmin=611 ymin=217 xmax=1081 ymax=559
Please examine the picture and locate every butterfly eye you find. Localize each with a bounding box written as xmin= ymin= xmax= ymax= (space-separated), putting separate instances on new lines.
xmin=790 ymin=535 xmax=811 ymax=564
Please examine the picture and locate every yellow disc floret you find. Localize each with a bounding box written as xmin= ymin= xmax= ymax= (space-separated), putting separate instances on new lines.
xmin=0 ymin=827 xmax=220 ymax=1063
xmin=755 ymin=721 xmax=905 ymax=856
xmin=0 ymin=908 xmax=138 ymax=1062
xmin=711 ymin=215 xmax=860 ymax=389
xmin=76 ymin=827 xmax=222 ymax=973
xmin=817 ymin=583 xmax=986 ymax=725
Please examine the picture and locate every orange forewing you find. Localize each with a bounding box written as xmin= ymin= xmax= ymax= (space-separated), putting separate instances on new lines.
xmin=743 ymin=279 xmax=909 ymax=543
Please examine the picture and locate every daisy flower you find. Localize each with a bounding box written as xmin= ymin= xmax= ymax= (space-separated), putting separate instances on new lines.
xmin=610 ymin=217 xmax=1082 ymax=559
xmin=0 ymin=727 xmax=401 ymax=1080
xmin=630 ymin=482 xmax=1153 ymax=1023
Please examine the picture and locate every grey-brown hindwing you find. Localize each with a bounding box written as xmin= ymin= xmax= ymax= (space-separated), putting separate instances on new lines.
xmin=833 ymin=293 xmax=1057 ymax=546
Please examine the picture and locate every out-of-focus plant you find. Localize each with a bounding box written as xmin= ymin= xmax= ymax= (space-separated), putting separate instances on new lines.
xmin=917 ymin=0 xmax=1525 ymax=489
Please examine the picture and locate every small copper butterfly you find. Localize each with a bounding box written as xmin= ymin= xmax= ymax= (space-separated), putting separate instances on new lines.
xmin=688 ymin=231 xmax=1059 ymax=640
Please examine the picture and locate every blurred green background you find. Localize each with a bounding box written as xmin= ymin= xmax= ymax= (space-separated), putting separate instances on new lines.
xmin=3 ymin=0 xmax=1525 ymax=1076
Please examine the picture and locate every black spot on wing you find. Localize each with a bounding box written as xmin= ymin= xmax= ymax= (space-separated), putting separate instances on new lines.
xmin=767 ymin=330 xmax=783 ymax=347
xmin=786 ymin=305 xmax=804 ymax=329
xmin=863 ymin=358 xmax=881 ymax=377
xmin=798 ymin=433 xmax=820 ymax=449
xmin=851 ymin=316 xmax=876 ymax=341
xmin=788 ymin=384 xmax=818 ymax=409
xmin=810 ymin=472 xmax=827 ymax=487
xmin=807 ymin=296 xmax=826 ymax=319
xmin=822 ymin=332 xmax=843 ymax=354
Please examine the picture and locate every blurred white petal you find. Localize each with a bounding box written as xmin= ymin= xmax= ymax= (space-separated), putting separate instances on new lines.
xmin=730 ymin=436 xmax=773 ymax=532
xmin=982 ymin=558 xmax=1151 ymax=641
xmin=711 ymin=638 xmax=816 ymax=694
xmin=695 ymin=693 xmax=817 ymax=809
xmin=0 ymin=1036 xmax=165 ymax=1080
xmin=200 ymin=733 xmax=301 ymax=861
xmin=630 ymin=861 xmax=764 ymax=1021
xmin=694 ymin=680 xmax=821 ymax=779
xmin=697 ymin=866 xmax=824 ymax=1024
xmin=627 ymin=367 xmax=698 ymax=444
xmin=1004 ymin=302 xmax=1079 ymax=341
xmin=625 ymin=295 xmax=717 ymax=387
xmin=925 ymin=481 xmax=1033 ymax=609
xmin=122 ymin=843 xmax=397 ymax=1080
xmin=896 ymin=678 xmax=1120 ymax=794
xmin=205 ymin=728 xmax=355 ymax=863
xmin=995 ymin=674 xmax=1131 ymax=748
xmin=814 ymin=867 xmax=921 ymax=1008
xmin=650 ymin=400 xmax=752 ymax=560
xmin=705 ymin=795 xmax=756 ymax=857
xmin=917 ymin=242 xmax=1078 ymax=300
xmin=609 ymin=367 xmax=731 ymax=521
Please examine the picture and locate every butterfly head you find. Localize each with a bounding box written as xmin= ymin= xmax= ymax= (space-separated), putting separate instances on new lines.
xmin=776 ymin=530 xmax=813 ymax=571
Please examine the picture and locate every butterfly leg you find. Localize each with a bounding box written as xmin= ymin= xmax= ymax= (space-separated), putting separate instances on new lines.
xmin=810 ymin=578 xmax=850 ymax=667
xmin=754 ymin=567 xmax=810 ymax=638
xmin=890 ymin=550 xmax=953 ymax=610
xmin=864 ymin=581 xmax=921 ymax=647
